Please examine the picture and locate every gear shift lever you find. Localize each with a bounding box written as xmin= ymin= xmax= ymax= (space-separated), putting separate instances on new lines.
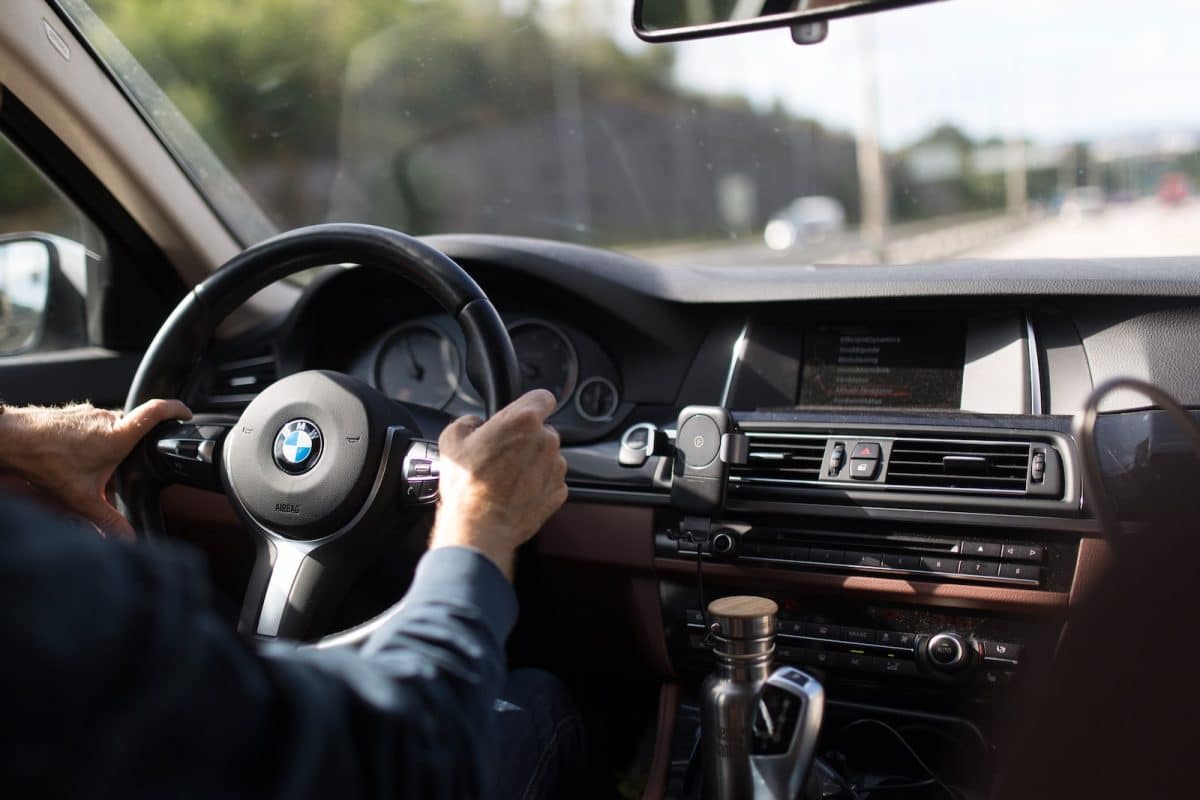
xmin=749 ymin=667 xmax=825 ymax=800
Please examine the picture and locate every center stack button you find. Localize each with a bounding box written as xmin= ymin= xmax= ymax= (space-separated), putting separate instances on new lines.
xmin=848 ymin=441 xmax=882 ymax=480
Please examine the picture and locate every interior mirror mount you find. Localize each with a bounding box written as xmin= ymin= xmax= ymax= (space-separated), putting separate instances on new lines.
xmin=633 ymin=0 xmax=948 ymax=43
xmin=791 ymin=20 xmax=829 ymax=45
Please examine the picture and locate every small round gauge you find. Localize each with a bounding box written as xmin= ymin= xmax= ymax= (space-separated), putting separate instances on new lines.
xmin=575 ymin=376 xmax=620 ymax=422
xmin=375 ymin=322 xmax=462 ymax=409
xmin=509 ymin=320 xmax=578 ymax=411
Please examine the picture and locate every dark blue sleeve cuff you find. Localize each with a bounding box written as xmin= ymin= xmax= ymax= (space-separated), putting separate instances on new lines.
xmin=376 ymin=546 xmax=518 ymax=649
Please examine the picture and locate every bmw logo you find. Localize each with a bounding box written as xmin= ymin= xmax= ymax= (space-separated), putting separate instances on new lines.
xmin=273 ymin=419 xmax=323 ymax=475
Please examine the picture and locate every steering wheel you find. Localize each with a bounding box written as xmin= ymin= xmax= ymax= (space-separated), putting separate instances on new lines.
xmin=117 ymin=223 xmax=520 ymax=643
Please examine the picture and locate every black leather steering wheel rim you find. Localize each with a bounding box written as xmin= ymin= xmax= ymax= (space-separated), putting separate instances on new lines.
xmin=124 ymin=223 xmax=519 ymax=418
xmin=117 ymin=224 xmax=519 ymax=641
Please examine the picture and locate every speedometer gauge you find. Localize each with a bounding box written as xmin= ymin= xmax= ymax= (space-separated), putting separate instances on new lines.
xmin=375 ymin=322 xmax=462 ymax=409
xmin=508 ymin=320 xmax=578 ymax=411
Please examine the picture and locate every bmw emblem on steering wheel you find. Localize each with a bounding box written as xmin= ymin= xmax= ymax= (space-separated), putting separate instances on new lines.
xmin=273 ymin=419 xmax=323 ymax=475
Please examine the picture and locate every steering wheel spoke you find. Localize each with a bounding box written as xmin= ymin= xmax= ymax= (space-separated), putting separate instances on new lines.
xmin=149 ymin=414 xmax=238 ymax=491
xmin=234 ymin=422 xmax=442 ymax=639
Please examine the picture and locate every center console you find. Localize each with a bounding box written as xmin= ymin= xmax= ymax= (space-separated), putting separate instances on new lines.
xmin=619 ymin=313 xmax=1093 ymax=796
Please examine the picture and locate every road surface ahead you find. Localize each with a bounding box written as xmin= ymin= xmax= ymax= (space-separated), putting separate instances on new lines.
xmin=960 ymin=199 xmax=1200 ymax=260
xmin=624 ymin=199 xmax=1200 ymax=267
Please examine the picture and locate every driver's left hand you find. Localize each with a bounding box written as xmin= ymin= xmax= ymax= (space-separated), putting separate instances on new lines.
xmin=0 ymin=399 xmax=192 ymax=540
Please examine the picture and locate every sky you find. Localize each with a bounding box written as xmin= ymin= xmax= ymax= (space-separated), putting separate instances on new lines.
xmin=600 ymin=0 xmax=1200 ymax=149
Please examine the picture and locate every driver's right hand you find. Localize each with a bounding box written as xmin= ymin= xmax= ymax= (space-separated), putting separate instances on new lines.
xmin=428 ymin=389 xmax=568 ymax=580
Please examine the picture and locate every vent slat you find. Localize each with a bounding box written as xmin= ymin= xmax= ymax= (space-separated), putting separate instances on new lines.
xmin=886 ymin=438 xmax=1031 ymax=493
xmin=734 ymin=435 xmax=826 ymax=482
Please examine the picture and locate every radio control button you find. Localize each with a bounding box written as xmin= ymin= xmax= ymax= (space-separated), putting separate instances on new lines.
xmin=809 ymin=548 xmax=842 ymax=564
xmin=999 ymin=563 xmax=1041 ymax=582
xmin=844 ymin=552 xmax=883 ymax=568
xmin=882 ymin=553 xmax=920 ymax=571
xmin=961 ymin=540 xmax=1002 ymax=558
xmin=920 ymin=556 xmax=957 ymax=574
xmin=958 ymin=560 xmax=1000 ymax=577
xmin=1001 ymin=543 xmax=1045 ymax=562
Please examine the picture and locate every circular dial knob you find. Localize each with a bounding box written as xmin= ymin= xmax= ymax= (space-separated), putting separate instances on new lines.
xmin=710 ymin=530 xmax=736 ymax=558
xmin=926 ymin=632 xmax=968 ymax=671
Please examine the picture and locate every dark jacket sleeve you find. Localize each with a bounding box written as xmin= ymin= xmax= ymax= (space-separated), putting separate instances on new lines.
xmin=0 ymin=495 xmax=517 ymax=799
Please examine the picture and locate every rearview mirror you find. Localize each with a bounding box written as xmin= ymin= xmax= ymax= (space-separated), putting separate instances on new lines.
xmin=0 ymin=236 xmax=53 ymax=355
xmin=633 ymin=0 xmax=947 ymax=42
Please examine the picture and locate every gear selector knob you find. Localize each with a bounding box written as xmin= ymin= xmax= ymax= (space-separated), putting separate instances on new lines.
xmin=749 ymin=667 xmax=826 ymax=800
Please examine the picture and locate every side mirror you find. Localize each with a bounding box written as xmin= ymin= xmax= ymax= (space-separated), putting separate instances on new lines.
xmin=0 ymin=235 xmax=53 ymax=355
xmin=0 ymin=233 xmax=88 ymax=356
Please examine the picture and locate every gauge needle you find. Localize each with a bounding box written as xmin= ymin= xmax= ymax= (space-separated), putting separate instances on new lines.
xmin=405 ymin=337 xmax=426 ymax=381
xmin=520 ymin=361 xmax=540 ymax=380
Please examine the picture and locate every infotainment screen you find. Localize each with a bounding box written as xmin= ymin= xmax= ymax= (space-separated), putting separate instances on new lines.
xmin=798 ymin=324 xmax=965 ymax=408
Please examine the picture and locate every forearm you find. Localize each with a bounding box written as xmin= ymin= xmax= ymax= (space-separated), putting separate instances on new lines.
xmin=273 ymin=547 xmax=519 ymax=794
xmin=4 ymin=509 xmax=519 ymax=798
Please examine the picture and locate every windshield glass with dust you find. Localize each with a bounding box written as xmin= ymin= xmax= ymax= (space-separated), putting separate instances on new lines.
xmin=60 ymin=0 xmax=1200 ymax=267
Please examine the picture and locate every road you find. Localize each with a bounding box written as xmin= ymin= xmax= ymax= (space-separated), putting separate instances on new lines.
xmin=961 ymin=199 xmax=1200 ymax=260
xmin=623 ymin=199 xmax=1200 ymax=267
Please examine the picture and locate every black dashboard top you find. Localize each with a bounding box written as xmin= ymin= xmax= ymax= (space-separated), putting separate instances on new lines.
xmin=427 ymin=234 xmax=1200 ymax=305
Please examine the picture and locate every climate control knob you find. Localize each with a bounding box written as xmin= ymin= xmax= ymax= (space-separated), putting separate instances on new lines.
xmin=925 ymin=632 xmax=969 ymax=672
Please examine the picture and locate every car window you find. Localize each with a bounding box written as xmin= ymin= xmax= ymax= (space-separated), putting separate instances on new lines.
xmin=0 ymin=131 xmax=102 ymax=355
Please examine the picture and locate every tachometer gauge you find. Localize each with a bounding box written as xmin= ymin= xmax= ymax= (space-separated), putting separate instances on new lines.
xmin=508 ymin=320 xmax=578 ymax=411
xmin=375 ymin=322 xmax=462 ymax=409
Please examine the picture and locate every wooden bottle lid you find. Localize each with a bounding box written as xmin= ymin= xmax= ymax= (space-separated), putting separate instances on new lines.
xmin=707 ymin=595 xmax=778 ymax=639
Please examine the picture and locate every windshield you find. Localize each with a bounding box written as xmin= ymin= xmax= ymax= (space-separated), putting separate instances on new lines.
xmin=60 ymin=0 xmax=1200 ymax=266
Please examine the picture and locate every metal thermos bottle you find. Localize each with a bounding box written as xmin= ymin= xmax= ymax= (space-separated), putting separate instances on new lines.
xmin=701 ymin=595 xmax=779 ymax=800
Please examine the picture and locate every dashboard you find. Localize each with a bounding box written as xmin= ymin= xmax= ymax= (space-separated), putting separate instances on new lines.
xmin=191 ymin=234 xmax=1200 ymax=737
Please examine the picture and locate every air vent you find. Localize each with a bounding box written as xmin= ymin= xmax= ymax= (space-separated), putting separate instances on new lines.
xmin=885 ymin=438 xmax=1031 ymax=494
xmin=208 ymin=354 xmax=277 ymax=404
xmin=731 ymin=432 xmax=827 ymax=484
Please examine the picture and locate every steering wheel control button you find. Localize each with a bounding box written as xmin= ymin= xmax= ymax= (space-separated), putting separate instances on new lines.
xmin=678 ymin=414 xmax=721 ymax=469
xmin=849 ymin=458 xmax=879 ymax=479
xmin=400 ymin=440 xmax=441 ymax=504
xmin=273 ymin=419 xmax=323 ymax=475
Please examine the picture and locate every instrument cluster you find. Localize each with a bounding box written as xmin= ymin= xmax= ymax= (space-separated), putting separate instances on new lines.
xmin=354 ymin=314 xmax=627 ymax=440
